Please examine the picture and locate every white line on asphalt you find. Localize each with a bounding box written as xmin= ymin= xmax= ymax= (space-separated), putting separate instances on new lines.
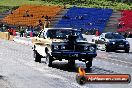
xmin=15 ymin=59 xmax=87 ymax=88
xmin=97 ymin=55 xmax=132 ymax=66
xmin=96 ymin=58 xmax=132 ymax=69
xmin=107 ymin=58 xmax=132 ymax=65
xmin=116 ymin=64 xmax=119 ymax=66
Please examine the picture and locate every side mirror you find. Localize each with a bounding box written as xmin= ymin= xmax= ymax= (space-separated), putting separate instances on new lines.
xmin=83 ymin=38 xmax=87 ymax=41
xmin=100 ymin=38 xmax=105 ymax=41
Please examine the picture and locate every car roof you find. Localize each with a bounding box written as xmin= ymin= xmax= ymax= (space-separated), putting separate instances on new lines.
xmin=102 ymin=32 xmax=119 ymax=35
xmin=44 ymin=28 xmax=79 ymax=31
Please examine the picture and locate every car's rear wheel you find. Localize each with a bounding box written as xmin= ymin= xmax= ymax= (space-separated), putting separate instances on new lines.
xmin=125 ymin=49 xmax=129 ymax=53
xmin=46 ymin=53 xmax=53 ymax=67
xmin=34 ymin=50 xmax=41 ymax=62
xmin=86 ymin=58 xmax=93 ymax=69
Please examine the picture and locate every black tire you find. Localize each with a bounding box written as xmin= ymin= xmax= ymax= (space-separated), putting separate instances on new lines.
xmin=34 ymin=50 xmax=41 ymax=62
xmin=86 ymin=58 xmax=93 ymax=69
xmin=68 ymin=60 xmax=75 ymax=66
xmin=46 ymin=53 xmax=53 ymax=67
xmin=76 ymin=75 xmax=86 ymax=85
xmin=125 ymin=49 xmax=129 ymax=53
xmin=105 ymin=45 xmax=110 ymax=52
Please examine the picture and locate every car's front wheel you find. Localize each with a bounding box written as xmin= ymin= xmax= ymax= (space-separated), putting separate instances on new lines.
xmin=34 ymin=50 xmax=41 ymax=62
xmin=86 ymin=58 xmax=93 ymax=69
xmin=46 ymin=53 xmax=53 ymax=67
xmin=105 ymin=45 xmax=111 ymax=52
xmin=125 ymin=49 xmax=129 ymax=53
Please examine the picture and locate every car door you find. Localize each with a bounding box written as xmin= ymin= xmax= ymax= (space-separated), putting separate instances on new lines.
xmin=35 ymin=31 xmax=47 ymax=57
xmin=98 ymin=34 xmax=106 ymax=44
xmin=98 ymin=34 xmax=106 ymax=50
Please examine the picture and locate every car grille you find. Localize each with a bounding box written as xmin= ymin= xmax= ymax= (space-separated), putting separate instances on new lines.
xmin=52 ymin=42 xmax=96 ymax=52
xmin=58 ymin=44 xmax=89 ymax=51
xmin=116 ymin=41 xmax=125 ymax=45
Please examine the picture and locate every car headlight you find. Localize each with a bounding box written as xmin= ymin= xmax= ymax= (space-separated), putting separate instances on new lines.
xmin=84 ymin=46 xmax=88 ymax=50
xmin=61 ymin=45 xmax=65 ymax=50
xmin=54 ymin=45 xmax=59 ymax=50
xmin=112 ymin=42 xmax=115 ymax=44
xmin=126 ymin=41 xmax=129 ymax=45
xmin=89 ymin=46 xmax=95 ymax=52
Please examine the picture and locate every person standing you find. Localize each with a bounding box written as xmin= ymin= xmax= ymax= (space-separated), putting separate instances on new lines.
xmin=44 ymin=15 xmax=50 ymax=28
xmin=20 ymin=26 xmax=24 ymax=37
xmin=95 ymin=29 xmax=99 ymax=36
xmin=38 ymin=19 xmax=44 ymax=30
xmin=124 ymin=32 xmax=128 ymax=39
xmin=2 ymin=24 xmax=6 ymax=32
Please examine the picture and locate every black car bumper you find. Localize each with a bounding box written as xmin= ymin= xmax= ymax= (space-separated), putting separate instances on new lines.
xmin=51 ymin=51 xmax=97 ymax=60
xmin=107 ymin=44 xmax=130 ymax=50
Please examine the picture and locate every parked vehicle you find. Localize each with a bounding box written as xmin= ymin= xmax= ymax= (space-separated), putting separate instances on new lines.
xmin=32 ymin=28 xmax=97 ymax=68
xmin=97 ymin=32 xmax=130 ymax=53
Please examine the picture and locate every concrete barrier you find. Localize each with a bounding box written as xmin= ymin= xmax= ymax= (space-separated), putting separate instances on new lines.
xmin=9 ymin=35 xmax=14 ymax=41
xmin=0 ymin=32 xmax=16 ymax=41
xmin=0 ymin=32 xmax=10 ymax=40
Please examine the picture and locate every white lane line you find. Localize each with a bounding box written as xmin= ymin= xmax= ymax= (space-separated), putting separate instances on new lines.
xmin=95 ymin=58 xmax=132 ymax=69
xmin=16 ymin=59 xmax=87 ymax=88
xmin=107 ymin=58 xmax=132 ymax=65
xmin=97 ymin=56 xmax=132 ymax=65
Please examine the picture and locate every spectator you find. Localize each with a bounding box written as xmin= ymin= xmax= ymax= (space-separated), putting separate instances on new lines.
xmin=78 ymin=16 xmax=83 ymax=20
xmin=42 ymin=15 xmax=44 ymax=18
xmin=45 ymin=15 xmax=49 ymax=21
xmin=8 ymin=27 xmax=14 ymax=35
xmin=9 ymin=9 xmax=13 ymax=14
xmin=19 ymin=27 xmax=25 ymax=37
xmin=38 ymin=20 xmax=44 ymax=30
xmin=86 ymin=22 xmax=92 ymax=26
xmin=23 ymin=10 xmax=30 ymax=17
xmin=95 ymin=29 xmax=99 ymax=36
xmin=13 ymin=29 xmax=16 ymax=36
xmin=128 ymin=32 xmax=132 ymax=38
xmin=118 ymin=22 xmax=122 ymax=29
xmin=44 ymin=15 xmax=51 ymax=28
xmin=38 ymin=20 xmax=43 ymax=26
xmin=30 ymin=14 xmax=33 ymax=17
xmin=63 ymin=3 xmax=66 ymax=9
xmin=62 ymin=15 xmax=70 ymax=19
xmin=2 ymin=24 xmax=6 ymax=32
xmin=118 ymin=32 xmax=122 ymax=35
xmin=123 ymin=32 xmax=128 ymax=39
xmin=44 ymin=20 xmax=50 ymax=28
xmin=80 ymin=28 xmax=84 ymax=33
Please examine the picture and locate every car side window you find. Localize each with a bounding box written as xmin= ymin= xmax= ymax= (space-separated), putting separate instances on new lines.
xmin=39 ymin=32 xmax=44 ymax=38
xmin=100 ymin=34 xmax=104 ymax=38
xmin=37 ymin=30 xmax=43 ymax=38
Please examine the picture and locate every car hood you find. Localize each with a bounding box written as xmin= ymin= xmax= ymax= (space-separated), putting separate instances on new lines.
xmin=107 ymin=39 xmax=127 ymax=42
xmin=51 ymin=38 xmax=93 ymax=45
xmin=50 ymin=39 xmax=66 ymax=42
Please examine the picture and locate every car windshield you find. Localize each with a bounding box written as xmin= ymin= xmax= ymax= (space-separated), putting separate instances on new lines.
xmin=46 ymin=29 xmax=83 ymax=39
xmin=105 ymin=33 xmax=125 ymax=39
